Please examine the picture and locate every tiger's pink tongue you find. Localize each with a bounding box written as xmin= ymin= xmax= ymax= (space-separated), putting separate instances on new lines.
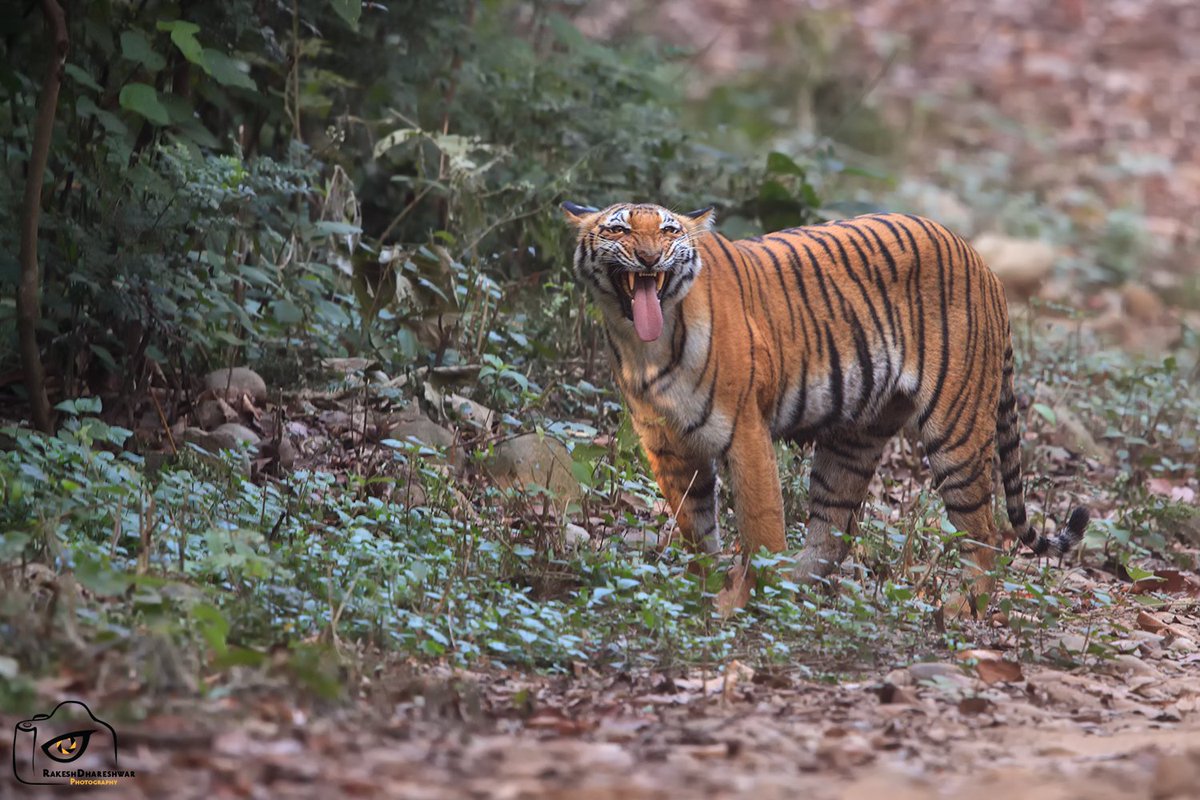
xmin=631 ymin=275 xmax=663 ymax=342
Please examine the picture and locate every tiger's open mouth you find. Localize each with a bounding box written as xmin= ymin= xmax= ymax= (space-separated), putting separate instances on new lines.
xmin=614 ymin=270 xmax=669 ymax=342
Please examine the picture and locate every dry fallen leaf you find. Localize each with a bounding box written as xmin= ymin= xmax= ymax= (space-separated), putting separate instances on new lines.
xmin=1138 ymin=610 xmax=1167 ymax=632
xmin=875 ymin=683 xmax=919 ymax=705
xmin=975 ymin=659 xmax=1024 ymax=685
xmin=680 ymin=743 xmax=733 ymax=760
xmin=955 ymin=649 xmax=1024 ymax=684
xmin=524 ymin=711 xmax=593 ymax=736
xmin=715 ymin=560 xmax=754 ymax=618
xmin=1132 ymin=570 xmax=1200 ymax=597
xmin=673 ymin=660 xmax=756 ymax=699
xmin=958 ymin=696 xmax=992 ymax=715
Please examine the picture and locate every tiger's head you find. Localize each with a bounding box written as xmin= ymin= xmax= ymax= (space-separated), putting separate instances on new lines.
xmin=562 ymin=202 xmax=715 ymax=343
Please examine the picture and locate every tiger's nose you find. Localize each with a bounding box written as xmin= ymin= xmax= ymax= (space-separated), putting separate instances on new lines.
xmin=634 ymin=249 xmax=660 ymax=269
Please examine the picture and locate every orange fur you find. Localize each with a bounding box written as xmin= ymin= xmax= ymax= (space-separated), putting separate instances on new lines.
xmin=563 ymin=203 xmax=1088 ymax=611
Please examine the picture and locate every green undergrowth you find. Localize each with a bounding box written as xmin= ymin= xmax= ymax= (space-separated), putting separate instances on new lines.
xmin=2 ymin=327 xmax=1195 ymax=708
xmin=0 ymin=401 xmax=954 ymax=706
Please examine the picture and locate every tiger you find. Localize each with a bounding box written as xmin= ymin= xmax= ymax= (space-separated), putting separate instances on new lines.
xmin=561 ymin=200 xmax=1089 ymax=615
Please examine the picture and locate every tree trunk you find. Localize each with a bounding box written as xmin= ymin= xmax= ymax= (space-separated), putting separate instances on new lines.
xmin=17 ymin=0 xmax=68 ymax=433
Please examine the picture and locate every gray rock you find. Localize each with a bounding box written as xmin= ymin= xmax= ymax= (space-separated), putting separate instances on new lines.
xmin=622 ymin=529 xmax=660 ymax=550
xmin=486 ymin=434 xmax=581 ymax=504
xmin=195 ymin=397 xmax=235 ymax=430
xmin=390 ymin=416 xmax=463 ymax=471
xmin=391 ymin=417 xmax=454 ymax=449
xmin=1107 ymin=654 xmax=1158 ymax=677
xmin=972 ymin=234 xmax=1059 ymax=299
xmin=178 ymin=428 xmax=251 ymax=476
xmin=563 ymin=523 xmax=591 ymax=548
xmin=263 ymin=436 xmax=298 ymax=470
xmin=908 ymin=662 xmax=967 ymax=682
xmin=213 ymin=422 xmax=261 ymax=448
xmin=318 ymin=409 xmax=353 ymax=430
xmin=1052 ymin=405 xmax=1105 ymax=459
xmin=321 ymin=357 xmax=375 ymax=374
xmin=202 ymin=367 xmax=268 ymax=403
xmin=1051 ymin=633 xmax=1089 ymax=655
xmin=183 ymin=426 xmax=236 ymax=453
xmin=445 ymin=393 xmax=496 ymax=429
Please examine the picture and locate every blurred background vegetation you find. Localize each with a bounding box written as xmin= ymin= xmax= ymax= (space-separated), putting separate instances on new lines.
xmin=0 ymin=0 xmax=825 ymax=402
xmin=0 ymin=0 xmax=1196 ymax=702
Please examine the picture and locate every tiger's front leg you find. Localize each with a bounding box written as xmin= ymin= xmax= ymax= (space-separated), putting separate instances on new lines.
xmin=712 ymin=421 xmax=788 ymax=615
xmin=725 ymin=421 xmax=788 ymax=556
xmin=633 ymin=415 xmax=720 ymax=554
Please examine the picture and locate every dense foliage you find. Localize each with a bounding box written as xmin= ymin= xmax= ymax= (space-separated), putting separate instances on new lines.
xmin=0 ymin=0 xmax=816 ymax=393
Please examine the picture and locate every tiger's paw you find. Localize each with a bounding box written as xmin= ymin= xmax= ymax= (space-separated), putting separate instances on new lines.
xmin=790 ymin=548 xmax=844 ymax=588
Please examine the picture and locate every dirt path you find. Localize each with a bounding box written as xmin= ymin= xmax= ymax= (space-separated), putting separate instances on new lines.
xmin=5 ymin=598 xmax=1197 ymax=799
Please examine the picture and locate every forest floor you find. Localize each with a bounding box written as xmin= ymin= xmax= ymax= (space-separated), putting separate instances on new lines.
xmin=6 ymin=592 xmax=1200 ymax=798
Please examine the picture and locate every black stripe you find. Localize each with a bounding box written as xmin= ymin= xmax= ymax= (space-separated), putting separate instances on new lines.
xmin=710 ymin=236 xmax=757 ymax=444
xmin=605 ymin=326 xmax=623 ymax=371
xmin=810 ymin=508 xmax=834 ymax=524
xmin=766 ymin=234 xmax=836 ymax=321
xmin=935 ymin=457 xmax=989 ymax=494
xmin=818 ymin=440 xmax=877 ymax=479
xmin=810 ymin=230 xmax=887 ymax=417
xmin=688 ymin=476 xmax=716 ymax=498
xmin=860 ymin=223 xmax=905 ymax=375
xmin=810 ymin=470 xmax=835 ymax=494
xmin=998 ymin=437 xmax=1020 ymax=459
xmin=757 ymin=243 xmax=799 ymax=337
xmin=800 ymin=235 xmax=853 ymax=317
xmin=823 ymin=325 xmax=845 ymax=425
xmin=683 ymin=370 xmax=718 ymax=436
xmin=849 ymin=320 xmax=875 ymax=418
xmin=944 ymin=494 xmax=992 ymax=516
xmin=811 ymin=494 xmax=865 ymax=511
xmin=835 ymin=220 xmax=877 ymax=255
xmin=769 ymin=236 xmax=821 ymax=357
xmin=690 ymin=267 xmax=718 ymax=393
xmin=782 ymin=360 xmax=810 ymax=435
xmin=645 ymin=309 xmax=689 ymax=391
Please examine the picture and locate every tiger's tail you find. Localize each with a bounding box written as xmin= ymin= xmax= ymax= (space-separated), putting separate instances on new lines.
xmin=996 ymin=339 xmax=1090 ymax=556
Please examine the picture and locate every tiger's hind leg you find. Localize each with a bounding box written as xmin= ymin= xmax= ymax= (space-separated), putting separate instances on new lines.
xmin=923 ymin=423 xmax=1001 ymax=619
xmin=793 ymin=397 xmax=914 ymax=585
xmin=793 ymin=429 xmax=894 ymax=585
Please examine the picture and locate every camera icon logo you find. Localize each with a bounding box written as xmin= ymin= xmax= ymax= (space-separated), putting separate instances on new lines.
xmin=12 ymin=700 xmax=131 ymax=787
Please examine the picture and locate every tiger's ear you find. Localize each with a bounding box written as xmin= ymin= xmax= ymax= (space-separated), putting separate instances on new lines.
xmin=682 ymin=205 xmax=716 ymax=230
xmin=560 ymin=201 xmax=600 ymax=227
